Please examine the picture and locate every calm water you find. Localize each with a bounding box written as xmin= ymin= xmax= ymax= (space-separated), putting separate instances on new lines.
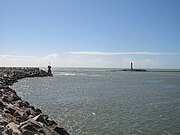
xmin=12 ymin=68 xmax=180 ymax=135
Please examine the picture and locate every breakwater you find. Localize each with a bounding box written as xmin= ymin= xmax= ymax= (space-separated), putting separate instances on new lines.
xmin=0 ymin=67 xmax=69 ymax=135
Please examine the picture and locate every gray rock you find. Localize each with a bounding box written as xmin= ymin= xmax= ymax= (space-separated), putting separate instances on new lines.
xmin=54 ymin=127 xmax=70 ymax=135
xmin=40 ymin=122 xmax=59 ymax=135
xmin=0 ymin=100 xmax=5 ymax=110
xmin=6 ymin=122 xmax=22 ymax=135
xmin=20 ymin=123 xmax=37 ymax=132
xmin=21 ymin=129 xmax=34 ymax=135
xmin=33 ymin=114 xmax=48 ymax=126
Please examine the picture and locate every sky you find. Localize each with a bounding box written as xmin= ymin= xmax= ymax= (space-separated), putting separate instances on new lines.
xmin=0 ymin=0 xmax=180 ymax=68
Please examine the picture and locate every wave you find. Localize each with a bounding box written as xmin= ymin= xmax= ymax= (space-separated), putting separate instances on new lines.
xmin=55 ymin=72 xmax=101 ymax=77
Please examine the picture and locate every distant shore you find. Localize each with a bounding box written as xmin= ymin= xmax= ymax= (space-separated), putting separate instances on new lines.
xmin=109 ymin=68 xmax=180 ymax=72
xmin=0 ymin=67 xmax=69 ymax=135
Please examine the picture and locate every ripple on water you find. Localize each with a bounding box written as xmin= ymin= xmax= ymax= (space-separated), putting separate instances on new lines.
xmin=11 ymin=71 xmax=180 ymax=135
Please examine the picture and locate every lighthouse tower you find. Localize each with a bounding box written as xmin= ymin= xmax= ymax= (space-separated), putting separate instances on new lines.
xmin=47 ymin=62 xmax=52 ymax=76
xmin=131 ymin=62 xmax=133 ymax=70
xmin=48 ymin=65 xmax=52 ymax=74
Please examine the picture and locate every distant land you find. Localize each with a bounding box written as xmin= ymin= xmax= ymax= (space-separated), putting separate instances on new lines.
xmin=109 ymin=69 xmax=180 ymax=72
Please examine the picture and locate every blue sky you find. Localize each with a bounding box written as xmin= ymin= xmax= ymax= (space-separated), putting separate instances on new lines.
xmin=0 ymin=0 xmax=180 ymax=68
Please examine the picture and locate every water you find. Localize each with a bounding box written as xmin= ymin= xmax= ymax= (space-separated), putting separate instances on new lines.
xmin=11 ymin=68 xmax=180 ymax=135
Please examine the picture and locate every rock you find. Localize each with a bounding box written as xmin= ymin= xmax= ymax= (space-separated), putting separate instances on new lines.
xmin=18 ymin=101 xmax=30 ymax=108
xmin=2 ymin=95 xmax=11 ymax=103
xmin=24 ymin=108 xmax=33 ymax=116
xmin=28 ymin=119 xmax=42 ymax=130
xmin=0 ymin=119 xmax=8 ymax=127
xmin=15 ymin=115 xmax=27 ymax=123
xmin=6 ymin=122 xmax=22 ymax=135
xmin=20 ymin=123 xmax=37 ymax=132
xmin=13 ymin=111 xmax=22 ymax=117
xmin=40 ymin=122 xmax=59 ymax=135
xmin=42 ymin=114 xmax=49 ymax=120
xmin=21 ymin=129 xmax=34 ymax=135
xmin=3 ymin=113 xmax=16 ymax=123
xmin=19 ymin=119 xmax=42 ymax=132
xmin=34 ymin=108 xmax=42 ymax=114
xmin=32 ymin=108 xmax=42 ymax=116
xmin=47 ymin=119 xmax=57 ymax=127
xmin=7 ymin=107 xmax=16 ymax=115
xmin=33 ymin=114 xmax=48 ymax=126
xmin=0 ymin=114 xmax=8 ymax=126
xmin=0 ymin=100 xmax=5 ymax=110
xmin=54 ymin=126 xmax=70 ymax=135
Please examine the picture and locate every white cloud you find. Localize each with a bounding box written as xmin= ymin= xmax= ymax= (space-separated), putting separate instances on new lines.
xmin=0 ymin=53 xmax=108 ymax=67
xmin=0 ymin=52 xmax=177 ymax=68
xmin=70 ymin=51 xmax=180 ymax=56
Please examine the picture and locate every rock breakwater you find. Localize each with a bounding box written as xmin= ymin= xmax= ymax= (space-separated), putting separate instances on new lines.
xmin=0 ymin=67 xmax=69 ymax=135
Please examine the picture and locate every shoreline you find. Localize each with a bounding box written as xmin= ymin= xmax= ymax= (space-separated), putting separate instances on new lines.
xmin=0 ymin=67 xmax=69 ymax=135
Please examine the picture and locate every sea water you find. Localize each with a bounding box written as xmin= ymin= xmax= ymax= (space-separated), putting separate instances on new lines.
xmin=11 ymin=68 xmax=180 ymax=135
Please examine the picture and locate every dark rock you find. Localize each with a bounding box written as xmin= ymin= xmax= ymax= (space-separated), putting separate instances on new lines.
xmin=7 ymin=107 xmax=16 ymax=115
xmin=28 ymin=119 xmax=42 ymax=130
xmin=20 ymin=123 xmax=37 ymax=132
xmin=38 ymin=129 xmax=45 ymax=134
xmin=28 ymin=105 xmax=35 ymax=111
xmin=18 ymin=101 xmax=30 ymax=108
xmin=0 ymin=100 xmax=5 ymax=110
xmin=40 ymin=123 xmax=59 ymax=135
xmin=3 ymin=113 xmax=16 ymax=123
xmin=16 ymin=116 xmax=27 ymax=123
xmin=6 ymin=122 xmax=21 ymax=135
xmin=33 ymin=114 xmax=48 ymax=126
xmin=3 ymin=128 xmax=13 ymax=135
xmin=42 ymin=114 xmax=49 ymax=120
xmin=34 ymin=108 xmax=42 ymax=114
xmin=19 ymin=119 xmax=42 ymax=132
xmin=2 ymin=95 xmax=11 ymax=103
xmin=24 ymin=108 xmax=33 ymax=116
xmin=21 ymin=129 xmax=34 ymax=135
xmin=13 ymin=111 xmax=22 ymax=117
xmin=47 ymin=119 xmax=57 ymax=127
xmin=0 ymin=114 xmax=8 ymax=126
xmin=54 ymin=127 xmax=70 ymax=135
xmin=32 ymin=108 xmax=42 ymax=116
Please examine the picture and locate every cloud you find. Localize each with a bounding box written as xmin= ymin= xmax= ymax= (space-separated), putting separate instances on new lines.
xmin=0 ymin=52 xmax=178 ymax=68
xmin=0 ymin=53 xmax=109 ymax=67
xmin=70 ymin=51 xmax=180 ymax=56
xmin=0 ymin=55 xmax=41 ymax=67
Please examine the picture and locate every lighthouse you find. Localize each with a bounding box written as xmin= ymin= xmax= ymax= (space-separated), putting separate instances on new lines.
xmin=47 ymin=63 xmax=53 ymax=76
xmin=131 ymin=62 xmax=133 ymax=70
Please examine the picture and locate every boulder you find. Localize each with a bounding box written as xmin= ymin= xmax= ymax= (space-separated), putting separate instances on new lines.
xmin=33 ymin=114 xmax=48 ymax=126
xmin=20 ymin=123 xmax=37 ymax=132
xmin=6 ymin=122 xmax=22 ymax=135
xmin=0 ymin=100 xmax=5 ymax=110
xmin=3 ymin=113 xmax=16 ymax=123
xmin=54 ymin=126 xmax=70 ymax=135
xmin=40 ymin=122 xmax=59 ymax=135
xmin=21 ymin=129 xmax=34 ymax=135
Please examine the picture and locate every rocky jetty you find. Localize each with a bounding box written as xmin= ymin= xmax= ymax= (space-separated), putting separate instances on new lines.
xmin=109 ymin=69 xmax=147 ymax=72
xmin=0 ymin=67 xmax=69 ymax=135
xmin=122 ymin=69 xmax=147 ymax=72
